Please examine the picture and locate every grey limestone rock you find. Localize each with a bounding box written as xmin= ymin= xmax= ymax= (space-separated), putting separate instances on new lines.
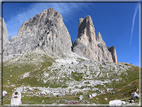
xmin=73 ymin=15 xmax=117 ymax=63
xmin=73 ymin=15 xmax=98 ymax=61
xmin=2 ymin=9 xmax=117 ymax=63
xmin=108 ymin=46 xmax=117 ymax=63
xmin=131 ymin=92 xmax=139 ymax=99
xmin=0 ymin=17 xmax=9 ymax=53
xmin=3 ymin=8 xmax=72 ymax=60
xmin=78 ymin=95 xmax=83 ymax=100
xmin=96 ymin=32 xmax=113 ymax=62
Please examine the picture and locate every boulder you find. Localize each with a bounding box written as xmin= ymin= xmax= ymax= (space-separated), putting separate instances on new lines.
xmin=88 ymin=93 xmax=97 ymax=98
xmin=78 ymin=95 xmax=83 ymax=100
xmin=136 ymin=88 xmax=139 ymax=92
xmin=40 ymin=92 xmax=46 ymax=95
xmin=2 ymin=90 xmax=7 ymax=96
xmin=91 ymin=93 xmax=97 ymax=97
xmin=110 ymin=91 xmax=115 ymax=94
xmin=109 ymin=100 xmax=122 ymax=106
xmin=128 ymin=99 xmax=134 ymax=103
xmin=121 ymin=101 xmax=126 ymax=104
xmin=28 ymin=88 xmax=33 ymax=91
xmin=88 ymin=94 xmax=92 ymax=98
xmin=105 ymin=98 xmax=107 ymax=101
xmin=131 ymin=92 xmax=139 ymax=99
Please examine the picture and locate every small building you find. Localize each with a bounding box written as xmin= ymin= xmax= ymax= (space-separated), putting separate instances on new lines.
xmin=11 ymin=91 xmax=21 ymax=105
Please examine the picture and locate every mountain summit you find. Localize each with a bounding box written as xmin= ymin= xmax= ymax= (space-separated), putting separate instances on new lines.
xmin=2 ymin=8 xmax=117 ymax=63
xmin=72 ymin=15 xmax=117 ymax=62
xmin=1 ymin=8 xmax=140 ymax=105
xmin=3 ymin=8 xmax=72 ymax=60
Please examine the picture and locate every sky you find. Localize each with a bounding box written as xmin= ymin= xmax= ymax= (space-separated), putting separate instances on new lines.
xmin=2 ymin=2 xmax=140 ymax=66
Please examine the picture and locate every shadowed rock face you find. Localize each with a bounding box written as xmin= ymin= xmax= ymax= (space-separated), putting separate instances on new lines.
xmin=108 ymin=46 xmax=117 ymax=63
xmin=73 ymin=15 xmax=117 ymax=63
xmin=3 ymin=8 xmax=72 ymax=59
xmin=96 ymin=32 xmax=113 ymax=62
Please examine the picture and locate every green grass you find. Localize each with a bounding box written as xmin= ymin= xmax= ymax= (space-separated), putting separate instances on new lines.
xmin=21 ymin=95 xmax=80 ymax=104
xmin=2 ymin=53 xmax=55 ymax=104
xmin=89 ymin=65 xmax=140 ymax=104
xmin=77 ymin=58 xmax=85 ymax=62
xmin=2 ymin=53 xmax=140 ymax=105
xmin=71 ymin=72 xmax=83 ymax=81
xmin=92 ymin=79 xmax=139 ymax=104
xmin=2 ymin=86 xmax=14 ymax=104
xmin=22 ymin=96 xmax=61 ymax=104
xmin=75 ymin=65 xmax=140 ymax=104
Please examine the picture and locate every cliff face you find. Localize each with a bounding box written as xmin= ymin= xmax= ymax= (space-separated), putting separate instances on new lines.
xmin=2 ymin=8 xmax=117 ymax=63
xmin=3 ymin=8 xmax=72 ymax=59
xmin=0 ymin=17 xmax=9 ymax=53
xmin=73 ymin=15 xmax=98 ymax=61
xmin=73 ymin=15 xmax=117 ymax=63
xmin=108 ymin=46 xmax=117 ymax=63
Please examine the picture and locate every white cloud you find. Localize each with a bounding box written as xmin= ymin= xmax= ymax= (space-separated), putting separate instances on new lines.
xmin=5 ymin=3 xmax=88 ymax=40
xmin=129 ymin=3 xmax=139 ymax=47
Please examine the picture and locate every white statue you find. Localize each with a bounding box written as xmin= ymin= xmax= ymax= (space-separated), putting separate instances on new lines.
xmin=11 ymin=91 xmax=21 ymax=105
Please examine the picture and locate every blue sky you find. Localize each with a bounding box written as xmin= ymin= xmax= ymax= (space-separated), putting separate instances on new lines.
xmin=2 ymin=2 xmax=140 ymax=66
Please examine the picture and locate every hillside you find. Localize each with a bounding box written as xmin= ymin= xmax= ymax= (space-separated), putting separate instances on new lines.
xmin=1 ymin=7 xmax=141 ymax=106
xmin=2 ymin=50 xmax=140 ymax=105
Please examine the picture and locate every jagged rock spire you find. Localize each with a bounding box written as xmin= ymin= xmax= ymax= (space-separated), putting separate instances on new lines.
xmin=78 ymin=15 xmax=96 ymax=45
xmin=108 ymin=46 xmax=117 ymax=63
xmin=96 ymin=32 xmax=102 ymax=41
xmin=73 ymin=15 xmax=117 ymax=63
xmin=73 ymin=15 xmax=98 ymax=61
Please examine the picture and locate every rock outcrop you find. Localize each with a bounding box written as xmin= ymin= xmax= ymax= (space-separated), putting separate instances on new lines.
xmin=3 ymin=8 xmax=72 ymax=59
xmin=73 ymin=15 xmax=99 ymax=61
xmin=2 ymin=8 xmax=117 ymax=63
xmin=108 ymin=46 xmax=117 ymax=63
xmin=96 ymin=32 xmax=113 ymax=62
xmin=0 ymin=17 xmax=9 ymax=53
xmin=73 ymin=15 xmax=117 ymax=63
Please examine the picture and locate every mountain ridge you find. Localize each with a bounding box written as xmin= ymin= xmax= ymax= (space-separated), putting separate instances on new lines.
xmin=2 ymin=7 xmax=117 ymax=63
xmin=0 ymin=7 xmax=140 ymax=105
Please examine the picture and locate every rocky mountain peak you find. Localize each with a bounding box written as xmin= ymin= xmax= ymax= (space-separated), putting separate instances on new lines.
xmin=17 ymin=7 xmax=62 ymax=37
xmin=96 ymin=32 xmax=107 ymax=47
xmin=72 ymin=15 xmax=98 ymax=61
xmin=77 ymin=15 xmax=96 ymax=46
xmin=96 ymin=32 xmax=103 ymax=41
xmin=2 ymin=8 xmax=117 ymax=63
xmin=3 ymin=8 xmax=72 ymax=61
xmin=40 ymin=7 xmax=62 ymax=20
xmin=73 ymin=15 xmax=117 ymax=63
xmin=108 ymin=46 xmax=117 ymax=63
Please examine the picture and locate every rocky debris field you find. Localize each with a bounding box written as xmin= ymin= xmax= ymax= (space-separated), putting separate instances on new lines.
xmin=1 ymin=50 xmax=140 ymax=105
xmin=0 ymin=7 xmax=141 ymax=106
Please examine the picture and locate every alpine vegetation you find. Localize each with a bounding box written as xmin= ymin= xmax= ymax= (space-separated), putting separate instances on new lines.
xmin=1 ymin=8 xmax=140 ymax=106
